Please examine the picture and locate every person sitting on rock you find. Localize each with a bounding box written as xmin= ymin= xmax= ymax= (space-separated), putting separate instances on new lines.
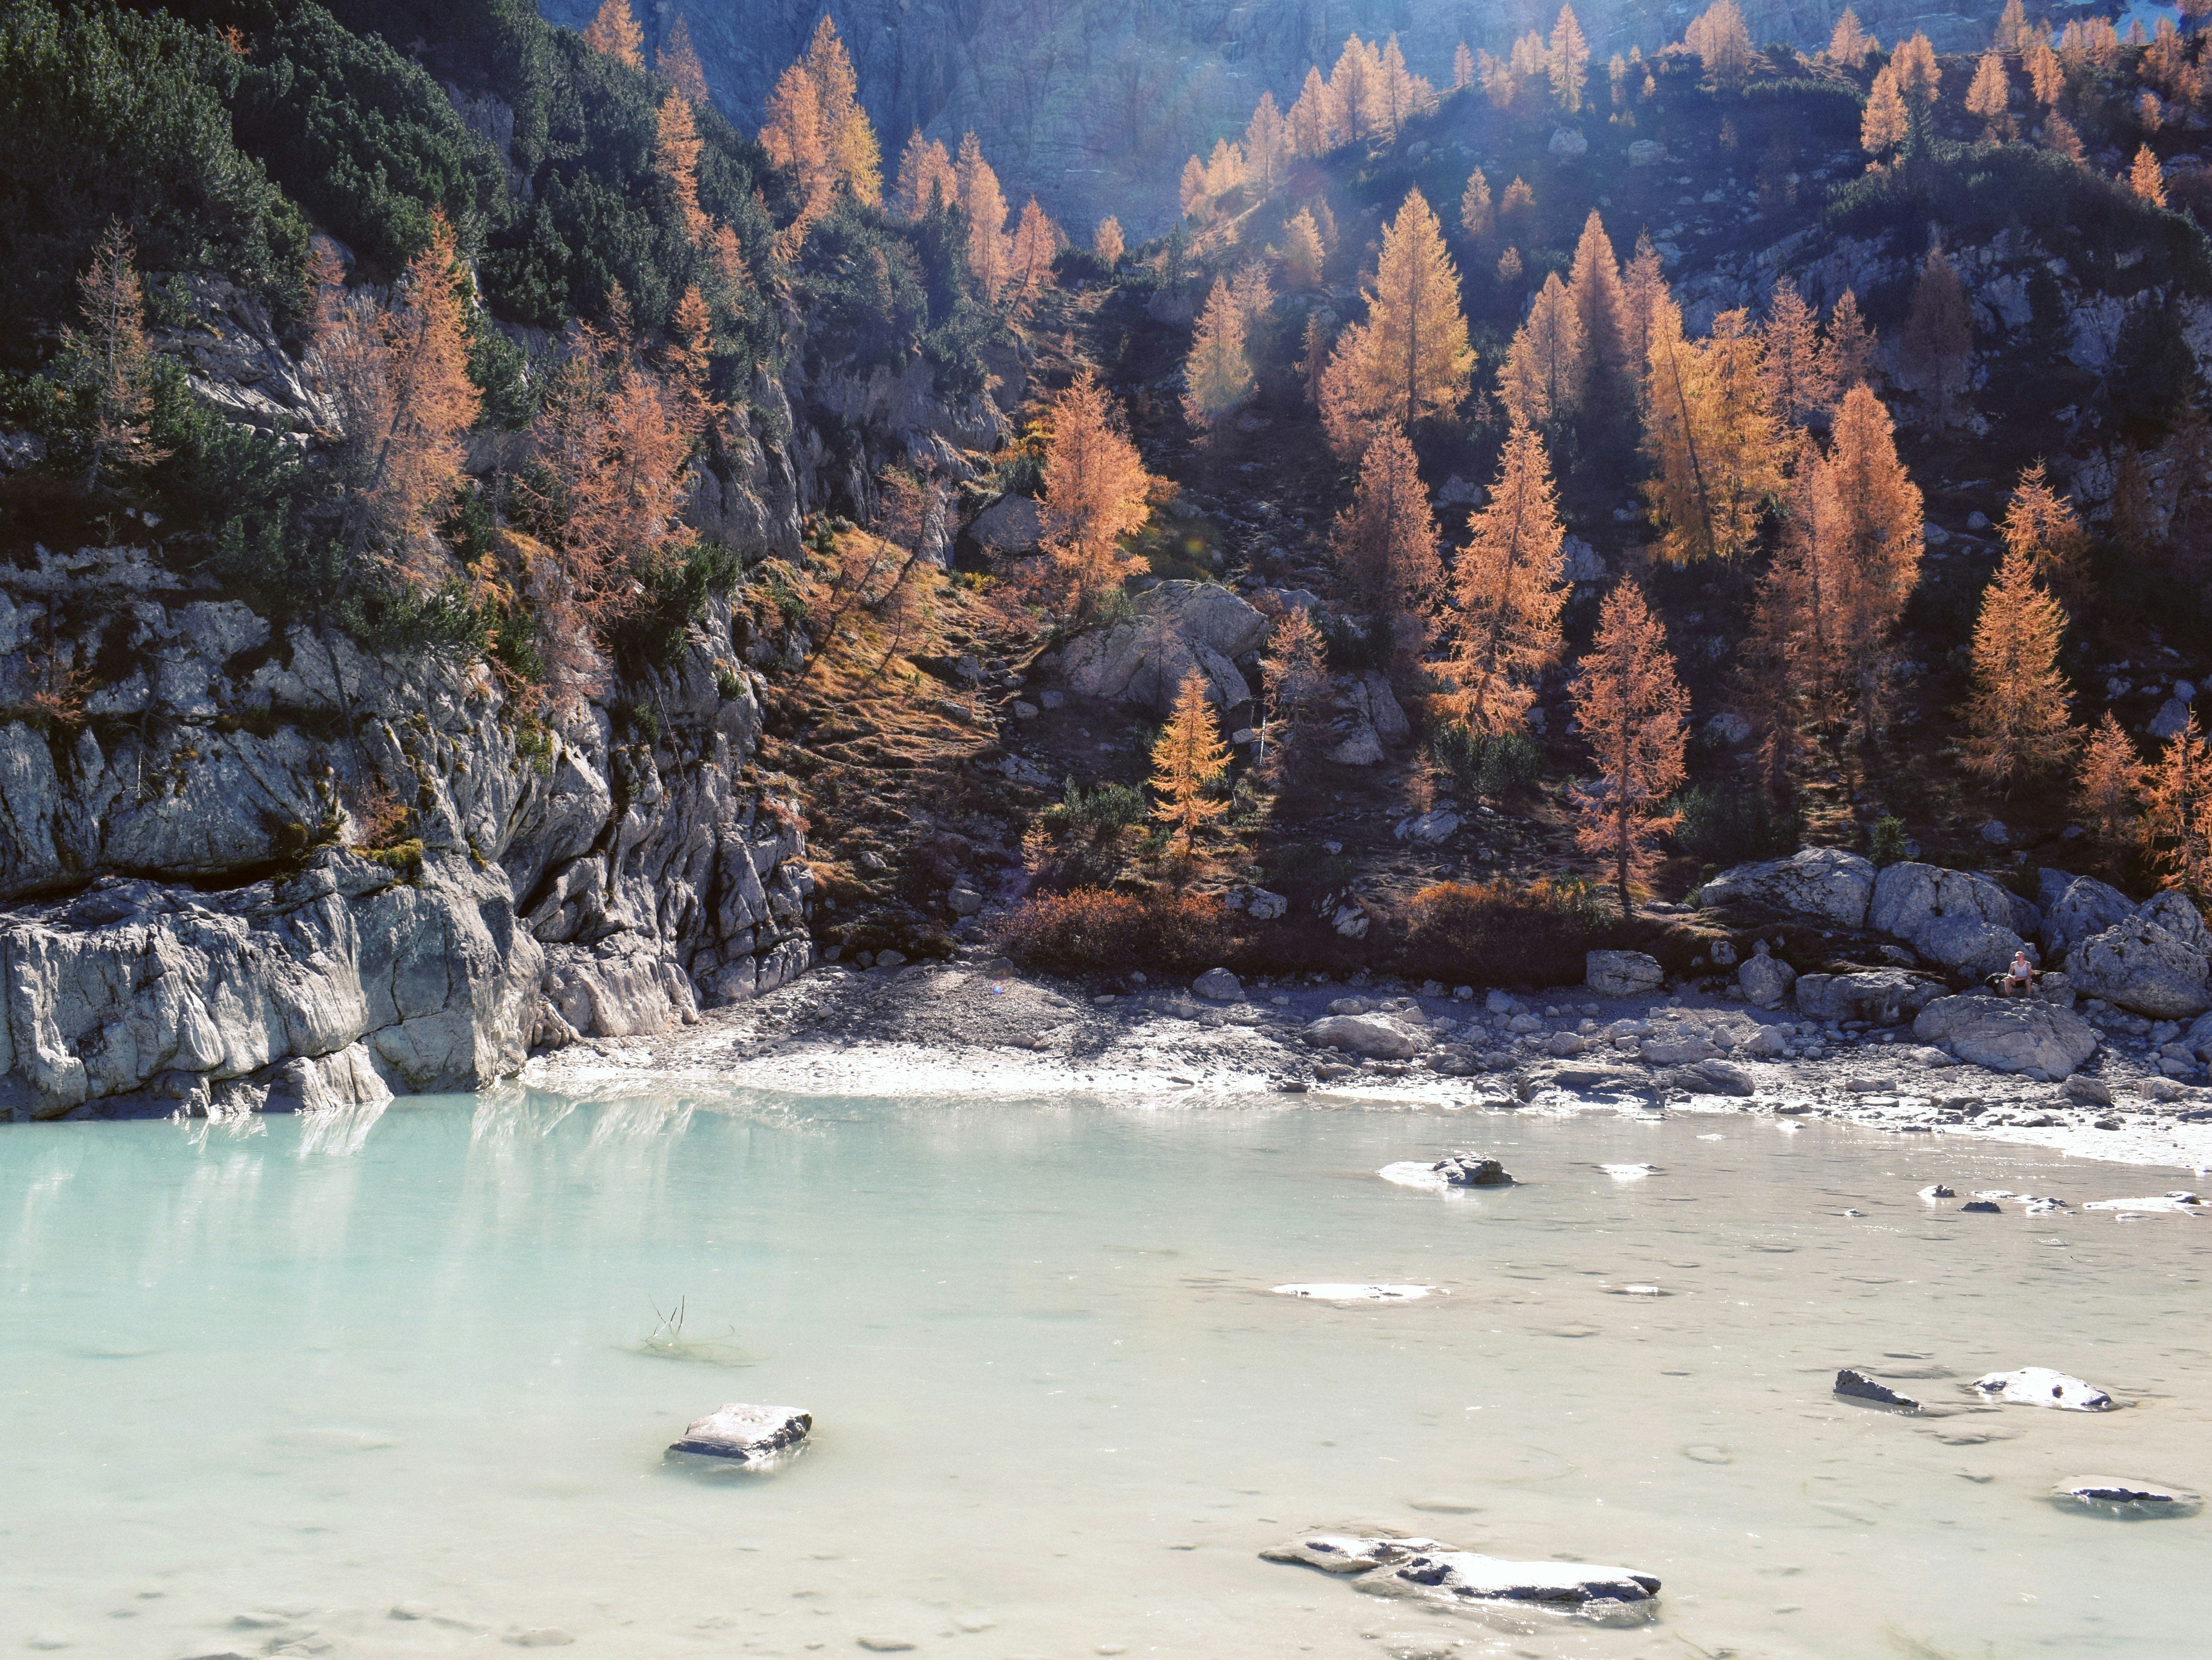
xmin=2001 ymin=950 xmax=2035 ymax=998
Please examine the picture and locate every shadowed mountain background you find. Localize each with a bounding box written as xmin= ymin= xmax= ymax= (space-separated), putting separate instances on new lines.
xmin=536 ymin=0 xmax=2024 ymax=230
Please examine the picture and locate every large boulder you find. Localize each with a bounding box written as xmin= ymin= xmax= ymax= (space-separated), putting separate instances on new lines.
xmin=2066 ymin=915 xmax=2212 ymax=1018
xmin=1795 ymin=969 xmax=1942 ymax=1025
xmin=1302 ymin=1013 xmax=1421 ymax=1059
xmin=1321 ymin=671 xmax=1409 ymax=766
xmin=2040 ymin=873 xmax=2136 ymax=960
xmin=1700 ymin=847 xmax=1875 ymax=928
xmin=1912 ymin=993 xmax=2100 ymax=1075
xmin=1058 ymin=581 xmax=1265 ymax=714
xmin=1586 ymin=949 xmax=1663 ymax=998
xmin=2139 ymin=889 xmax=2212 ymax=953
xmin=967 ymin=493 xmax=1044 ymax=553
xmin=1737 ymin=941 xmax=1795 ymax=1008
xmin=1868 ymin=862 xmax=2031 ymax=977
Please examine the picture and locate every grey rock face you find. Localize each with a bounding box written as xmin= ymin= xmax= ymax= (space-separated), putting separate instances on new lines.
xmin=1191 ymin=967 xmax=1242 ymax=1001
xmin=1700 ymin=847 xmax=1876 ymax=928
xmin=1321 ymin=671 xmax=1409 ymax=767
xmin=1058 ymin=581 xmax=1263 ymax=713
xmin=2138 ymin=889 xmax=2212 ymax=953
xmin=1795 ymin=969 xmax=1941 ymax=1025
xmin=1912 ymin=994 xmax=2101 ymax=1075
xmin=2066 ymin=915 xmax=2212 ymax=1018
xmin=1868 ymin=862 xmax=2031 ymax=978
xmin=2040 ymin=873 xmax=2136 ymax=960
xmin=0 ymin=543 xmax=816 ymax=1119
xmin=1586 ymin=949 xmax=1664 ymax=998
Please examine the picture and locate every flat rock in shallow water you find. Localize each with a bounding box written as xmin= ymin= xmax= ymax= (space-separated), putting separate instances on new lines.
xmin=1378 ymin=1155 xmax=1511 ymax=1191
xmin=1273 ymin=1283 xmax=1434 ymax=1301
xmin=1973 ymin=1367 xmax=2112 ymax=1411
xmin=2051 ymin=1477 xmax=2202 ymax=1517
xmin=666 ymin=1403 xmax=812 ymax=1462
xmin=1834 ymin=1368 xmax=1920 ymax=1411
xmin=2083 ymin=1191 xmax=2204 ymax=1214
xmin=1263 ymin=1533 xmax=1658 ymax=1616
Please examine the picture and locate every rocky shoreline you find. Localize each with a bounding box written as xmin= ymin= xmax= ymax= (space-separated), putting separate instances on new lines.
xmin=524 ymin=943 xmax=2212 ymax=1180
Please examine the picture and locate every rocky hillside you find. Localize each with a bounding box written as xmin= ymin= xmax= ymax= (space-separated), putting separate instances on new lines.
xmin=0 ymin=0 xmax=1012 ymax=1118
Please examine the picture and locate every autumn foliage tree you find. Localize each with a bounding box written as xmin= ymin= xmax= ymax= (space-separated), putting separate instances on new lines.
xmin=1565 ymin=210 xmax=1631 ymax=413
xmin=893 ymin=131 xmax=957 ymax=218
xmin=1332 ymin=423 xmax=1442 ymax=644
xmin=1900 ymin=243 xmax=1974 ymax=422
xmin=1183 ymin=277 xmax=1254 ymax=431
xmin=760 ymin=18 xmax=881 ymax=244
xmin=1569 ymin=581 xmax=1690 ymax=914
xmin=956 ymin=132 xmax=1012 ymax=297
xmin=1641 ymin=302 xmax=1780 ymax=565
xmin=583 ymin=0 xmax=643 ymax=68
xmin=318 ymin=215 xmax=480 ymax=586
xmin=2077 ymin=710 xmax=2146 ymax=862
xmin=655 ymin=91 xmax=710 ymax=246
xmin=1444 ymin=422 xmax=1568 ymax=735
xmin=2142 ymin=713 xmax=2210 ymax=893
xmin=1093 ymin=215 xmax=1125 ymax=266
xmin=1500 ymin=271 xmax=1585 ymax=438
xmin=1150 ymin=670 xmax=1232 ymax=852
xmin=1961 ymin=540 xmax=2077 ymax=790
xmin=658 ymin=14 xmax=709 ymax=105
xmin=1039 ymin=371 xmax=1153 ymax=612
xmin=61 ymin=221 xmax=162 ymax=493
xmin=1319 ymin=190 xmax=1473 ymax=456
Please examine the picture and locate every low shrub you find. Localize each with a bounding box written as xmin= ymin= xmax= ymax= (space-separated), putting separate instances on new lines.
xmin=1429 ymin=724 xmax=1543 ymax=800
xmin=994 ymin=886 xmax=1234 ymax=975
xmin=1672 ymin=784 xmax=1802 ymax=865
xmin=1397 ymin=877 xmax=1610 ymax=987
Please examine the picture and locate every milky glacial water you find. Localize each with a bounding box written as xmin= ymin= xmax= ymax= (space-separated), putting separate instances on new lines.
xmin=3 ymin=1092 xmax=2208 ymax=1660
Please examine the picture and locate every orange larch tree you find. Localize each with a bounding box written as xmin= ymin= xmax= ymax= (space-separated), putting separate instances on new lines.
xmin=1150 ymin=670 xmax=1233 ymax=853
xmin=2077 ymin=710 xmax=2146 ymax=862
xmin=894 ymin=131 xmax=958 ymax=218
xmin=1960 ymin=540 xmax=2077 ymax=790
xmin=658 ymin=14 xmax=710 ymax=105
xmin=1444 ymin=422 xmax=1568 ymax=735
xmin=1038 ymin=371 xmax=1153 ymax=611
xmin=63 ymin=221 xmax=163 ymax=493
xmin=1332 ymin=422 xmax=1442 ymax=642
xmin=1569 ymin=580 xmax=1690 ymax=915
xmin=583 ymin=0 xmax=643 ymax=68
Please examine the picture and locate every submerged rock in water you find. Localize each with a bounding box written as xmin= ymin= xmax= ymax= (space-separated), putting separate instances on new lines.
xmin=1961 ymin=1200 xmax=2002 ymax=1213
xmin=1973 ymin=1368 xmax=2113 ymax=1411
xmin=1262 ymin=1532 xmax=1658 ymax=1616
xmin=666 ymin=1403 xmax=812 ymax=1462
xmin=1834 ymin=1368 xmax=1920 ymax=1411
xmin=1432 ymin=1152 xmax=1512 ymax=1186
xmin=2050 ymin=1477 xmax=2202 ymax=1517
xmin=1918 ymin=1183 xmax=1956 ymax=1199
xmin=2083 ymin=1191 xmax=2204 ymax=1214
xmin=1273 ymin=1283 xmax=1434 ymax=1301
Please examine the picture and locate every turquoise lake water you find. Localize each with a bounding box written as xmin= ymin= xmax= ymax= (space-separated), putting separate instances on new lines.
xmin=3 ymin=1089 xmax=2207 ymax=1658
